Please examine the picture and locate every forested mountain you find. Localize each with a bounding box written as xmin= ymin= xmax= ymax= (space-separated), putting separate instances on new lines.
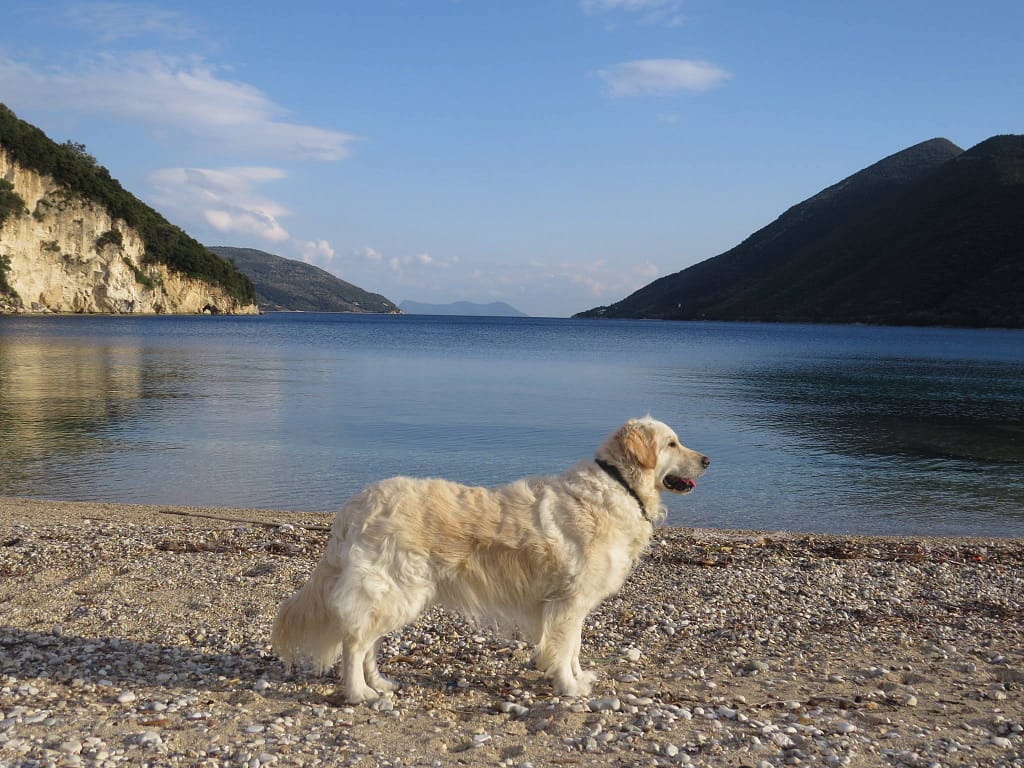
xmin=578 ymin=136 xmax=1024 ymax=328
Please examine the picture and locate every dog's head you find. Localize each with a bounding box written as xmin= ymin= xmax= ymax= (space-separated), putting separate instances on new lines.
xmin=598 ymin=417 xmax=710 ymax=495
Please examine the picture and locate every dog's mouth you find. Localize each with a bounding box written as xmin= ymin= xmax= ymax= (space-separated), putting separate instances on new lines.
xmin=663 ymin=474 xmax=697 ymax=494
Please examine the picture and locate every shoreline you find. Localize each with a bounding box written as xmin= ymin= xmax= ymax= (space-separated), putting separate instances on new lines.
xmin=3 ymin=495 xmax=1021 ymax=544
xmin=2 ymin=497 xmax=1023 ymax=767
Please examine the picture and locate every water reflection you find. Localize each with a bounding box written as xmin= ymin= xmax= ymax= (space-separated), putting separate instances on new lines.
xmin=712 ymin=353 xmax=1024 ymax=526
xmin=0 ymin=339 xmax=145 ymax=490
xmin=732 ymin=357 xmax=1023 ymax=463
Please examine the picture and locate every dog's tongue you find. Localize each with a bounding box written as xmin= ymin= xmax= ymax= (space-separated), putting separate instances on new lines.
xmin=684 ymin=478 xmax=696 ymax=490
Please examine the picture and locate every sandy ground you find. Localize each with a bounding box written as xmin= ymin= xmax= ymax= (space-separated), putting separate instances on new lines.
xmin=2 ymin=496 xmax=1023 ymax=767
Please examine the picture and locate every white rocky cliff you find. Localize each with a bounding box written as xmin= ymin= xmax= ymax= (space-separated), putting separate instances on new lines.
xmin=0 ymin=148 xmax=257 ymax=315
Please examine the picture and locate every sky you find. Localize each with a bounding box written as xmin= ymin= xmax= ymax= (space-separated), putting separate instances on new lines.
xmin=1 ymin=1 xmax=1021 ymax=317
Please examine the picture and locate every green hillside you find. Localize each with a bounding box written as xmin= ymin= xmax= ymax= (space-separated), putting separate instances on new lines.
xmin=0 ymin=104 xmax=255 ymax=305
xmin=210 ymin=246 xmax=399 ymax=313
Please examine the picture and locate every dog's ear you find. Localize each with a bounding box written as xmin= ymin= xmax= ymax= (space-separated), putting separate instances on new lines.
xmin=619 ymin=422 xmax=658 ymax=470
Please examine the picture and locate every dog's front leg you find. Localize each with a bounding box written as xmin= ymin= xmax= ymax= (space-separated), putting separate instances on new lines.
xmin=537 ymin=599 xmax=595 ymax=697
xmin=340 ymin=640 xmax=380 ymax=703
xmin=363 ymin=639 xmax=395 ymax=693
xmin=571 ymin=633 xmax=598 ymax=691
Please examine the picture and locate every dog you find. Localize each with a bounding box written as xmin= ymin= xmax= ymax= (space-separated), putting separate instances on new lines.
xmin=271 ymin=416 xmax=709 ymax=703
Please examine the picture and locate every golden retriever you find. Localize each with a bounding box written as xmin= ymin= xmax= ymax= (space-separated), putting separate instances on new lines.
xmin=271 ymin=416 xmax=709 ymax=703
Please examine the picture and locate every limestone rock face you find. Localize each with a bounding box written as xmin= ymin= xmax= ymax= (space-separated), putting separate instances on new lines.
xmin=0 ymin=148 xmax=257 ymax=315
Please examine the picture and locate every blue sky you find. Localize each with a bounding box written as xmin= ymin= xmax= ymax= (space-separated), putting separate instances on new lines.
xmin=1 ymin=1 xmax=1021 ymax=316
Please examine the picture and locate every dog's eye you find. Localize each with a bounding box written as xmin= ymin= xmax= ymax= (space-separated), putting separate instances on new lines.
xmin=668 ymin=439 xmax=679 ymax=448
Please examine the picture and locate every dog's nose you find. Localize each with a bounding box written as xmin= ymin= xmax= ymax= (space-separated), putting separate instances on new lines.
xmin=701 ymin=455 xmax=711 ymax=469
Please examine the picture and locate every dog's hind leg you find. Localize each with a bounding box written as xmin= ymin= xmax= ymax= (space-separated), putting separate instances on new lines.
xmin=335 ymin=557 xmax=432 ymax=703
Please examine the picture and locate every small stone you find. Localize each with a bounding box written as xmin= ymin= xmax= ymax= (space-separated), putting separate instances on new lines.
xmin=254 ymin=679 xmax=270 ymax=694
xmin=137 ymin=730 xmax=162 ymax=746
xmin=371 ymin=696 xmax=395 ymax=712
xmin=772 ymin=732 xmax=796 ymax=749
xmin=991 ymin=736 xmax=1012 ymax=748
xmin=664 ymin=743 xmax=679 ymax=757
xmin=588 ymin=697 xmax=621 ymax=712
xmin=498 ymin=702 xmax=530 ymax=717
xmin=58 ymin=739 xmax=82 ymax=754
xmin=624 ymin=648 xmax=642 ymax=662
xmin=835 ymin=720 xmax=857 ymax=734
xmin=117 ymin=691 xmax=137 ymax=704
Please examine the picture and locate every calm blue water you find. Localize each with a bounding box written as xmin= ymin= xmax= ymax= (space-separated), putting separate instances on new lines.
xmin=1 ymin=313 xmax=1022 ymax=537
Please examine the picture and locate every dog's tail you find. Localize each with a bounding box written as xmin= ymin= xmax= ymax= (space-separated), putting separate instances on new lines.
xmin=270 ymin=559 xmax=345 ymax=674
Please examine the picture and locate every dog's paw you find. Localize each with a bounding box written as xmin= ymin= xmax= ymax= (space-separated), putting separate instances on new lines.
xmin=553 ymin=671 xmax=595 ymax=698
xmin=342 ymin=684 xmax=381 ymax=704
xmin=369 ymin=675 xmax=396 ymax=693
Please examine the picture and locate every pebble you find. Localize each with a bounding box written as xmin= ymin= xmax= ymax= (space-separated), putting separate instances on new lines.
xmin=2 ymin=513 xmax=1023 ymax=768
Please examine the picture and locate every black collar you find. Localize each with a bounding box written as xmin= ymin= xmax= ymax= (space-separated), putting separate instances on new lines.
xmin=595 ymin=459 xmax=652 ymax=523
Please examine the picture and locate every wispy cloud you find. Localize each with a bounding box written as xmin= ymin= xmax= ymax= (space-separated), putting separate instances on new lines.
xmin=527 ymin=258 xmax=661 ymax=298
xmin=599 ymin=58 xmax=730 ymax=96
xmin=354 ymin=247 xmax=459 ymax=276
xmin=147 ymin=164 xmax=344 ymax=270
xmin=65 ymin=2 xmax=200 ymax=43
xmin=580 ymin=0 xmax=686 ymax=27
xmin=0 ymin=52 xmax=355 ymax=160
xmin=150 ymin=165 xmax=340 ymax=262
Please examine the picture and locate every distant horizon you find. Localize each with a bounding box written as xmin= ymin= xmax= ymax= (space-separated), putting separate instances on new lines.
xmin=2 ymin=1 xmax=1021 ymax=316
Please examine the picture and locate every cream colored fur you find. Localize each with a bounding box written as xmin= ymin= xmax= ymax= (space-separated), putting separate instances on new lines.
xmin=271 ymin=417 xmax=709 ymax=703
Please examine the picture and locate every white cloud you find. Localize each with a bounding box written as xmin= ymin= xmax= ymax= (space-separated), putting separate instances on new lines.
xmin=580 ymin=0 xmax=685 ymax=26
xmin=300 ymin=240 xmax=336 ymax=264
xmin=150 ymin=165 xmax=291 ymax=242
xmin=351 ymin=247 xmax=459 ymax=277
xmin=0 ymin=52 xmax=355 ymax=160
xmin=599 ymin=58 xmax=731 ymax=96
xmin=150 ymin=165 xmax=339 ymax=264
xmin=65 ymin=2 xmax=200 ymax=43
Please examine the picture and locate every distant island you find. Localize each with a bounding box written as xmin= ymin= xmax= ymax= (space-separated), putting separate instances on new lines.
xmin=209 ymin=246 xmax=399 ymax=314
xmin=400 ymin=300 xmax=527 ymax=317
xmin=577 ymin=135 xmax=1024 ymax=328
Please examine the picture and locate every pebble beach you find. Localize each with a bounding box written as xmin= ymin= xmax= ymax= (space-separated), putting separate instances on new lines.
xmin=2 ymin=497 xmax=1023 ymax=768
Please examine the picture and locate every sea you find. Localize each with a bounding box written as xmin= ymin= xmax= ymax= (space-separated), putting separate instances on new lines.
xmin=1 ymin=312 xmax=1022 ymax=538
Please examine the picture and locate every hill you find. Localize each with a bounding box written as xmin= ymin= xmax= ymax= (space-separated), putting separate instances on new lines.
xmin=399 ymin=300 xmax=527 ymax=317
xmin=0 ymin=104 xmax=255 ymax=309
xmin=209 ymin=246 xmax=399 ymax=313
xmin=577 ymin=136 xmax=1024 ymax=328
